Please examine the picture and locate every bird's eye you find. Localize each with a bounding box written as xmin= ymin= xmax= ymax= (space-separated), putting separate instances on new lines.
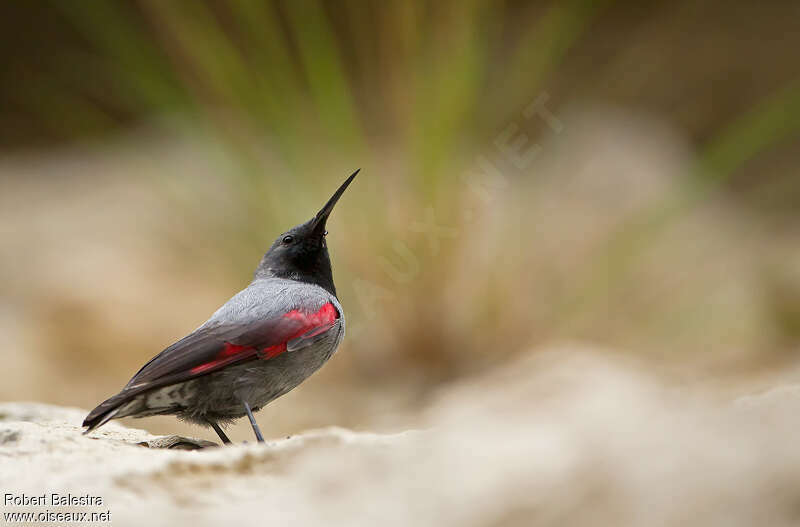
xmin=323 ymin=230 xmax=328 ymax=237
xmin=282 ymin=235 xmax=294 ymax=244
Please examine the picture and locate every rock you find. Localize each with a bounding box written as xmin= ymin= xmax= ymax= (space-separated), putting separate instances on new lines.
xmin=137 ymin=436 xmax=220 ymax=450
xmin=2 ymin=348 xmax=800 ymax=526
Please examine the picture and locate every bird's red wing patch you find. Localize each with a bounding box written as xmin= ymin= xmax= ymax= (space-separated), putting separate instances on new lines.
xmin=188 ymin=302 xmax=338 ymax=373
xmin=259 ymin=302 xmax=338 ymax=359
xmin=189 ymin=343 xmax=252 ymax=374
xmin=282 ymin=302 xmax=338 ymax=325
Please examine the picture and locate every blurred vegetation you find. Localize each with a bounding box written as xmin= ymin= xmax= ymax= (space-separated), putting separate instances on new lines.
xmin=1 ymin=0 xmax=800 ymax=432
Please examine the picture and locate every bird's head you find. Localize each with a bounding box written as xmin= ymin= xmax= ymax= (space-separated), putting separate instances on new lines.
xmin=255 ymin=170 xmax=358 ymax=296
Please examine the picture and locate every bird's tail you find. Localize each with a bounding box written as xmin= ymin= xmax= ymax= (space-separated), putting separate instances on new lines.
xmin=82 ymin=393 xmax=130 ymax=434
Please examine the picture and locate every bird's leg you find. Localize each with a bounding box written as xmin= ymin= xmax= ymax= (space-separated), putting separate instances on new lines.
xmin=241 ymin=400 xmax=264 ymax=443
xmin=206 ymin=419 xmax=232 ymax=445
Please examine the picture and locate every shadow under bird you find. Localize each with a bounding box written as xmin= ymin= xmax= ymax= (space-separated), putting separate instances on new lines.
xmin=83 ymin=170 xmax=359 ymax=444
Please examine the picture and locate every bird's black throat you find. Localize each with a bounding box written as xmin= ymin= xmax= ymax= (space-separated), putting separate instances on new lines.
xmin=254 ymin=227 xmax=337 ymax=297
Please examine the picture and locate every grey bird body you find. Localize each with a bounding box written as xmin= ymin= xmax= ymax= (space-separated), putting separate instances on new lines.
xmin=110 ymin=278 xmax=344 ymax=426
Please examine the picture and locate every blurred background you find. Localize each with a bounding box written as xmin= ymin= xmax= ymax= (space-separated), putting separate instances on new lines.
xmin=1 ymin=0 xmax=799 ymax=442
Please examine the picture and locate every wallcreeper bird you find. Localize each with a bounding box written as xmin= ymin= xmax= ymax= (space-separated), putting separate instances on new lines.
xmin=83 ymin=170 xmax=359 ymax=444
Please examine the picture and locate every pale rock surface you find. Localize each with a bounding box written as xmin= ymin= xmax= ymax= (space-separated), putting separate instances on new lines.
xmin=2 ymin=348 xmax=800 ymax=527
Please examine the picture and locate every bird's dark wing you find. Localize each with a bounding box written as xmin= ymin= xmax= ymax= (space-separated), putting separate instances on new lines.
xmin=127 ymin=302 xmax=339 ymax=388
xmin=83 ymin=302 xmax=338 ymax=430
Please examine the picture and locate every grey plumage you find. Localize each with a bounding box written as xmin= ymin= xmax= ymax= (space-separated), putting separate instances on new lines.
xmin=106 ymin=278 xmax=344 ymax=425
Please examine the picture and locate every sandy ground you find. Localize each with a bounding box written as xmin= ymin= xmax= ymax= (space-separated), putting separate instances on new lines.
xmin=2 ymin=347 xmax=800 ymax=527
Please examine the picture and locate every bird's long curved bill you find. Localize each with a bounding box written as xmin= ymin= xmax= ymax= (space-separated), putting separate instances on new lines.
xmin=312 ymin=169 xmax=359 ymax=233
